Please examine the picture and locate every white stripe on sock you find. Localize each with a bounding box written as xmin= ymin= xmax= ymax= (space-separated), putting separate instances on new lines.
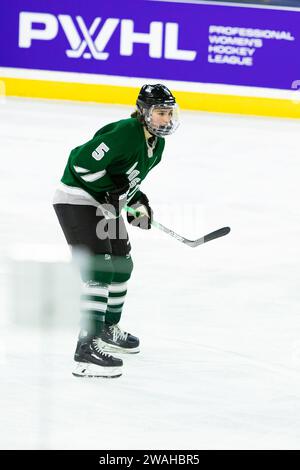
xmin=107 ymin=296 xmax=126 ymax=306
xmin=109 ymin=282 xmax=127 ymax=293
xmin=81 ymin=301 xmax=107 ymax=312
xmin=82 ymin=285 xmax=109 ymax=297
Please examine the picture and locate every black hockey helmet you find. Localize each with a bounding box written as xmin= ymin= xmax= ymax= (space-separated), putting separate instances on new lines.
xmin=137 ymin=84 xmax=176 ymax=107
xmin=136 ymin=84 xmax=179 ymax=137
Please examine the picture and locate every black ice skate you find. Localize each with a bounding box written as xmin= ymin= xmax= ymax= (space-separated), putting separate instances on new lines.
xmin=99 ymin=323 xmax=140 ymax=354
xmin=73 ymin=332 xmax=123 ymax=378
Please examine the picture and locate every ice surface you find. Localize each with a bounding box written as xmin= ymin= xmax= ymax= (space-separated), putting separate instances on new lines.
xmin=0 ymin=97 xmax=300 ymax=450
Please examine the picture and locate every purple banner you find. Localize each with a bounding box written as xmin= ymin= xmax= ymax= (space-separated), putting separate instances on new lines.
xmin=0 ymin=0 xmax=299 ymax=90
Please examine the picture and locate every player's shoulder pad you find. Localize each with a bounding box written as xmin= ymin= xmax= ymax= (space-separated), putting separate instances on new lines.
xmin=94 ymin=118 xmax=143 ymax=153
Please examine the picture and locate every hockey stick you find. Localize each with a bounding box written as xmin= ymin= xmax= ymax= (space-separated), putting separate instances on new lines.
xmin=124 ymin=205 xmax=230 ymax=248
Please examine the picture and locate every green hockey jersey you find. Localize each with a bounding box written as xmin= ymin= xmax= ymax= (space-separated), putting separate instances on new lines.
xmin=60 ymin=117 xmax=165 ymax=204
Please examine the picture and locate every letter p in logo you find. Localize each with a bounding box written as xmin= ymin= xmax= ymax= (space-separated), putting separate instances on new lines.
xmin=19 ymin=12 xmax=58 ymax=48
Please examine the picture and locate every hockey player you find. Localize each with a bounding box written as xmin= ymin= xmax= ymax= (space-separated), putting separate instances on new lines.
xmin=53 ymin=84 xmax=179 ymax=378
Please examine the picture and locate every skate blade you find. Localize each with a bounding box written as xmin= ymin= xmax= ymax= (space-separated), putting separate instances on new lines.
xmin=72 ymin=363 xmax=122 ymax=378
xmin=72 ymin=373 xmax=122 ymax=379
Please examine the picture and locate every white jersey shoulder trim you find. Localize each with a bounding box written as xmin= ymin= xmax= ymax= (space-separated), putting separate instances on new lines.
xmin=73 ymin=165 xmax=90 ymax=174
xmin=81 ymin=169 xmax=107 ymax=182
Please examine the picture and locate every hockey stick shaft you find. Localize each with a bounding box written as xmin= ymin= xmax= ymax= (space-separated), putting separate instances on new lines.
xmin=124 ymin=205 xmax=230 ymax=247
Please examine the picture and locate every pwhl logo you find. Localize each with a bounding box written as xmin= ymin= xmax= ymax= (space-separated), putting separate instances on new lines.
xmin=19 ymin=12 xmax=197 ymax=61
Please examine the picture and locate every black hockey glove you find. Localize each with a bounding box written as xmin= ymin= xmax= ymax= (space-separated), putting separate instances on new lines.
xmin=127 ymin=192 xmax=153 ymax=230
xmin=104 ymin=190 xmax=128 ymax=218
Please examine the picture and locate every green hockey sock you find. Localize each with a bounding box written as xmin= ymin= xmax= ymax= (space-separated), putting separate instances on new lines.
xmin=80 ymin=281 xmax=109 ymax=336
xmin=105 ymin=281 xmax=128 ymax=325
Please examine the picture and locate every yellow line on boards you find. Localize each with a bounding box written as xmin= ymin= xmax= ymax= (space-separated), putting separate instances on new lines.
xmin=1 ymin=76 xmax=300 ymax=118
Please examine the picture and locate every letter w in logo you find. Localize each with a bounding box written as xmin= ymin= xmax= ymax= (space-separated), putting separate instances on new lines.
xmin=58 ymin=15 xmax=119 ymax=60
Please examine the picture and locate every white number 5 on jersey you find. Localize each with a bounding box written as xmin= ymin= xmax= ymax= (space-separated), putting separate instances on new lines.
xmin=92 ymin=142 xmax=110 ymax=161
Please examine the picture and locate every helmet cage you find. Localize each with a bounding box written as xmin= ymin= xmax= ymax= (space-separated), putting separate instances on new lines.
xmin=138 ymin=103 xmax=179 ymax=137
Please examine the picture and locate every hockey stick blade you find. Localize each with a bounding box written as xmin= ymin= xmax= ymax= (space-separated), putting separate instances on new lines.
xmin=152 ymin=221 xmax=230 ymax=247
xmin=186 ymin=226 xmax=231 ymax=247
